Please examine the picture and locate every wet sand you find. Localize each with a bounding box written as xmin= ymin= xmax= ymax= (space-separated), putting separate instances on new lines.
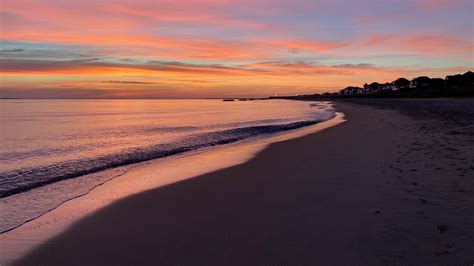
xmin=14 ymin=99 xmax=474 ymax=265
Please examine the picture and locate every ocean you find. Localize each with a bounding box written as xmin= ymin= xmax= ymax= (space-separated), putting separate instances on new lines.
xmin=0 ymin=99 xmax=335 ymax=232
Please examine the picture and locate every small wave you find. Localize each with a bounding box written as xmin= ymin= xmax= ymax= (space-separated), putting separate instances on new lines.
xmin=0 ymin=119 xmax=331 ymax=198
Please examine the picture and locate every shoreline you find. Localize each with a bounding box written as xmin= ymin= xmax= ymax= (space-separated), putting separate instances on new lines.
xmin=7 ymin=99 xmax=474 ymax=265
xmin=0 ymin=108 xmax=344 ymax=264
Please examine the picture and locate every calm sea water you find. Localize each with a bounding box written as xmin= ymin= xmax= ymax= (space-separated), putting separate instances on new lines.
xmin=0 ymin=99 xmax=335 ymax=232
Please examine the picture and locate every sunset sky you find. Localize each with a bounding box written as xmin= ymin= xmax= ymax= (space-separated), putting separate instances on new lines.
xmin=1 ymin=0 xmax=473 ymax=98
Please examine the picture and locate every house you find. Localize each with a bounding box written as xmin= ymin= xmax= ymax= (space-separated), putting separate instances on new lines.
xmin=363 ymin=82 xmax=381 ymax=93
xmin=339 ymin=86 xmax=364 ymax=96
xmin=391 ymin=78 xmax=410 ymax=90
xmin=410 ymin=76 xmax=431 ymax=89
xmin=430 ymin=78 xmax=445 ymax=89
xmin=445 ymin=71 xmax=474 ymax=87
xmin=381 ymin=82 xmax=392 ymax=91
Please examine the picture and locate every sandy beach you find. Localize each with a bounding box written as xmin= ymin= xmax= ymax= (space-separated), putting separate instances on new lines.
xmin=13 ymin=99 xmax=474 ymax=265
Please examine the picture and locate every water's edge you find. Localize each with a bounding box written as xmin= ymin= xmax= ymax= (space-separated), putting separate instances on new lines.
xmin=0 ymin=111 xmax=345 ymax=265
xmin=0 ymin=167 xmax=132 ymax=234
xmin=0 ymin=120 xmax=326 ymax=198
xmin=0 ymin=118 xmax=329 ymax=233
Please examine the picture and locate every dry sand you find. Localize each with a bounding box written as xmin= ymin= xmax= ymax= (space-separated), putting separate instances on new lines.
xmin=14 ymin=99 xmax=474 ymax=265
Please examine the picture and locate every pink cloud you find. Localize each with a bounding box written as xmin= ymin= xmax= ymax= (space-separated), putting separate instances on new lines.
xmin=357 ymin=33 xmax=472 ymax=56
xmin=416 ymin=0 xmax=454 ymax=10
xmin=0 ymin=0 xmax=278 ymax=34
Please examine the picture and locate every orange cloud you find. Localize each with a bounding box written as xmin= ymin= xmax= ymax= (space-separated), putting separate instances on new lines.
xmin=269 ymin=39 xmax=348 ymax=53
xmin=1 ymin=31 xmax=347 ymax=61
xmin=3 ymin=56 xmax=471 ymax=98
xmin=1 ymin=0 xmax=471 ymax=98
xmin=1 ymin=32 xmax=271 ymax=60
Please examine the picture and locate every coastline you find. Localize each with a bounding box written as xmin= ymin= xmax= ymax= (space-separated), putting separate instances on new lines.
xmin=0 ymin=106 xmax=344 ymax=264
xmin=8 ymin=99 xmax=474 ymax=265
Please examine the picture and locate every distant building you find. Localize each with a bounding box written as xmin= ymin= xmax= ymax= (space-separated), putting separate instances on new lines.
xmin=445 ymin=71 xmax=474 ymax=87
xmin=391 ymin=78 xmax=410 ymax=90
xmin=313 ymin=71 xmax=472 ymax=98
xmin=363 ymin=82 xmax=381 ymax=93
xmin=340 ymin=86 xmax=364 ymax=95
xmin=430 ymin=78 xmax=445 ymax=89
xmin=410 ymin=76 xmax=431 ymax=89
xmin=381 ymin=82 xmax=392 ymax=91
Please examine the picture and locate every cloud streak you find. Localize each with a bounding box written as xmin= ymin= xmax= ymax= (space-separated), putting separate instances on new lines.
xmin=1 ymin=0 xmax=472 ymax=97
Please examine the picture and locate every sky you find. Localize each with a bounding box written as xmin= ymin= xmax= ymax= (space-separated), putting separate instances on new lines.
xmin=0 ymin=0 xmax=473 ymax=98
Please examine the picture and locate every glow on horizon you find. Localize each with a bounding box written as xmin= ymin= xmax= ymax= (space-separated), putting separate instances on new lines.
xmin=0 ymin=0 xmax=473 ymax=98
